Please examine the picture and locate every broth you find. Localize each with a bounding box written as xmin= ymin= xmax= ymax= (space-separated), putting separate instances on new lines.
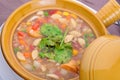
xmin=12 ymin=9 xmax=96 ymax=80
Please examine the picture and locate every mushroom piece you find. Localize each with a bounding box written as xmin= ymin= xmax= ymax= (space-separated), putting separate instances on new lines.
xmin=78 ymin=38 xmax=85 ymax=47
xmin=16 ymin=51 xmax=25 ymax=61
xmin=36 ymin=10 xmax=44 ymax=17
xmin=24 ymin=64 xmax=33 ymax=71
xmin=51 ymin=14 xmax=62 ymax=20
xmin=64 ymin=35 xmax=74 ymax=43
xmin=70 ymin=18 xmax=77 ymax=28
xmin=59 ymin=18 xmax=67 ymax=23
xmin=46 ymin=74 xmax=59 ymax=79
xmin=33 ymin=60 xmax=46 ymax=72
xmin=33 ymin=60 xmax=40 ymax=69
xmin=33 ymin=38 xmax=41 ymax=46
xmin=32 ymin=49 xmax=39 ymax=60
xmin=28 ymin=16 xmax=40 ymax=22
xmin=69 ymin=31 xmax=82 ymax=38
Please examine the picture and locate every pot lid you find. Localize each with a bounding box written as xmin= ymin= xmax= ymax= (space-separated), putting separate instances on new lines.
xmin=80 ymin=35 xmax=120 ymax=80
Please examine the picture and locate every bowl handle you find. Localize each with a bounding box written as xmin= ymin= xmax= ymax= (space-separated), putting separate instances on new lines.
xmin=96 ymin=0 xmax=120 ymax=27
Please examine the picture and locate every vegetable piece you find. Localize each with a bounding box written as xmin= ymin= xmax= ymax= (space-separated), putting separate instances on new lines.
xmin=66 ymin=15 xmax=71 ymax=20
xmin=69 ymin=31 xmax=82 ymax=38
xmin=34 ymin=60 xmax=46 ymax=72
xmin=72 ymin=49 xmax=79 ymax=56
xmin=18 ymin=31 xmax=25 ymax=37
xmin=27 ymin=26 xmax=42 ymax=38
xmin=28 ymin=16 xmax=39 ymax=22
xmin=38 ymin=38 xmax=55 ymax=49
xmin=29 ymin=44 xmax=35 ymax=51
xmin=33 ymin=60 xmax=40 ymax=69
xmin=38 ymin=24 xmax=72 ymax=64
xmin=84 ymin=34 xmax=90 ymax=47
xmin=40 ymin=64 xmax=46 ymax=72
xmin=61 ymin=60 xmax=78 ymax=73
xmin=19 ymin=39 xmax=28 ymax=50
xmin=44 ymin=11 xmax=49 ymax=17
xmin=59 ymin=18 xmax=67 ymax=23
xmin=51 ymin=14 xmax=62 ymax=20
xmin=24 ymin=64 xmax=33 ymax=71
xmin=33 ymin=38 xmax=41 ymax=46
xmin=54 ymin=44 xmax=72 ymax=64
xmin=70 ymin=18 xmax=77 ymax=28
xmin=56 ymin=11 xmax=62 ymax=15
xmin=88 ymin=33 xmax=94 ymax=37
xmin=36 ymin=10 xmax=44 ymax=17
xmin=23 ymin=52 xmax=31 ymax=58
xmin=40 ymin=24 xmax=63 ymax=38
xmin=26 ymin=22 xmax=32 ymax=26
xmin=16 ymin=52 xmax=26 ymax=61
xmin=32 ymin=49 xmax=39 ymax=60
xmin=63 ymin=12 xmax=69 ymax=16
xmin=48 ymin=10 xmax=57 ymax=15
xmin=60 ymin=26 xmax=69 ymax=47
xmin=46 ymin=74 xmax=59 ymax=79
xmin=39 ymin=52 xmax=55 ymax=60
xmin=19 ymin=39 xmax=26 ymax=46
xmin=60 ymin=23 xmax=67 ymax=30
xmin=32 ymin=23 xmax=40 ymax=30
xmin=14 ymin=47 xmax=20 ymax=53
xmin=64 ymin=35 xmax=74 ymax=43
xmin=78 ymin=38 xmax=85 ymax=47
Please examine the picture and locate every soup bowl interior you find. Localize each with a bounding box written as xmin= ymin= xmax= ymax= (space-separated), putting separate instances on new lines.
xmin=1 ymin=0 xmax=107 ymax=80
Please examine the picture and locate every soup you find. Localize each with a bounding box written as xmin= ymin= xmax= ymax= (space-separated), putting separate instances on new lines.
xmin=13 ymin=9 xmax=96 ymax=80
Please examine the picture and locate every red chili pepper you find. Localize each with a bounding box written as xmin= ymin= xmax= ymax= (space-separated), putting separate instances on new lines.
xmin=18 ymin=31 xmax=25 ymax=38
xmin=32 ymin=23 xmax=40 ymax=30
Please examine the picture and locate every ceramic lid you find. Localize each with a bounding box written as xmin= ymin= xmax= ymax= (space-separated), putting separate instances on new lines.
xmin=80 ymin=35 xmax=120 ymax=80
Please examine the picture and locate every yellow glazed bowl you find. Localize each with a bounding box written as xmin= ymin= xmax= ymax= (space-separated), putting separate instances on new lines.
xmin=1 ymin=0 xmax=120 ymax=80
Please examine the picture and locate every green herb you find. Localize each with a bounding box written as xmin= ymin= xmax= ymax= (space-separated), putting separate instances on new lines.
xmin=44 ymin=11 xmax=49 ymax=17
xmin=21 ymin=28 xmax=26 ymax=32
xmin=84 ymin=33 xmax=91 ymax=47
xmin=60 ymin=26 xmax=69 ymax=47
xmin=14 ymin=47 xmax=20 ymax=53
xmin=38 ymin=23 xmax=72 ymax=64
xmin=40 ymin=24 xmax=63 ymax=38
xmin=54 ymin=43 xmax=72 ymax=63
